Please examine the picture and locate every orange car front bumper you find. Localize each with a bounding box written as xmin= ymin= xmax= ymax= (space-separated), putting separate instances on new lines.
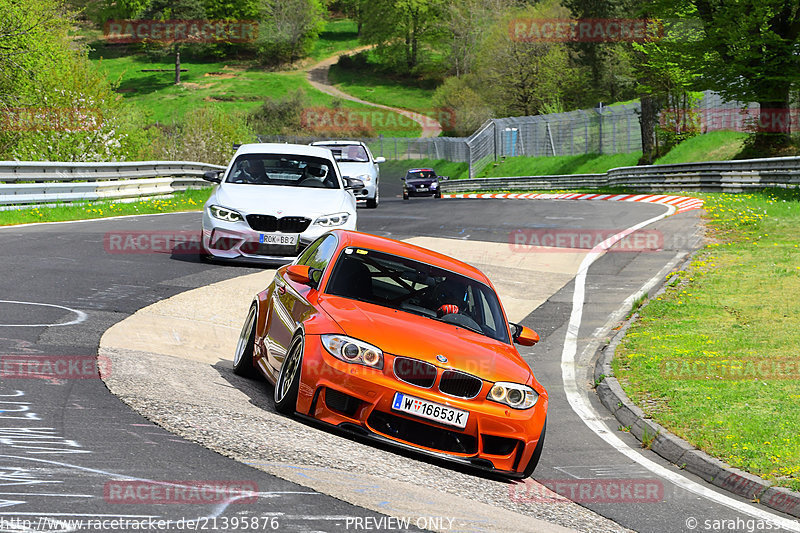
xmin=295 ymin=335 xmax=548 ymax=477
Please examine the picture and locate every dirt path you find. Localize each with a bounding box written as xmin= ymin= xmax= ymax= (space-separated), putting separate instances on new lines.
xmin=305 ymin=47 xmax=442 ymax=138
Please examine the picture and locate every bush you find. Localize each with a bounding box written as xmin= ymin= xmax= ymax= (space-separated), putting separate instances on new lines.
xmin=147 ymin=106 xmax=255 ymax=164
xmin=3 ymin=56 xmax=144 ymax=162
xmin=249 ymin=89 xmax=307 ymax=136
xmin=255 ymin=0 xmax=324 ymax=65
xmin=336 ymin=51 xmax=369 ymax=70
xmin=432 ymin=75 xmax=492 ymax=136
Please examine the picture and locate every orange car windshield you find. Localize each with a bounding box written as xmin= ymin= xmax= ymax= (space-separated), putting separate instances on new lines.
xmin=325 ymin=247 xmax=510 ymax=343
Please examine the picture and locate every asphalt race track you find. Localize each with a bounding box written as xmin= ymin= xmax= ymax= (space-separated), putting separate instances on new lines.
xmin=0 ymin=177 xmax=798 ymax=533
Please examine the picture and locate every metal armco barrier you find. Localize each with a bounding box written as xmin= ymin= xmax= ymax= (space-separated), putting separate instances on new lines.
xmin=0 ymin=161 xmax=226 ymax=208
xmin=441 ymin=156 xmax=800 ymax=194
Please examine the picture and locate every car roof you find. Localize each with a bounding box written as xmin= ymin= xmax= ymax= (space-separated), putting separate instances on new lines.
xmin=310 ymin=140 xmax=367 ymax=147
xmin=407 ymin=168 xmax=434 ymax=173
xmin=332 ymin=230 xmax=491 ymax=284
xmin=234 ymin=143 xmax=336 ymax=160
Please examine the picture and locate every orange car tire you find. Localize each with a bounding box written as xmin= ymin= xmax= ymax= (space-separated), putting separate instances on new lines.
xmin=274 ymin=335 xmax=303 ymax=415
xmin=233 ymin=304 xmax=259 ymax=378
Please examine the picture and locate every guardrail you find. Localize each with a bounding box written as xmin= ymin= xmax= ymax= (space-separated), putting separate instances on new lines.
xmin=441 ymin=156 xmax=800 ymax=194
xmin=0 ymin=161 xmax=225 ymax=208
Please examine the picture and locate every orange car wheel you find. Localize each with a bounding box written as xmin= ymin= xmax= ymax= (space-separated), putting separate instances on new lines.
xmin=274 ymin=334 xmax=303 ymax=415
xmin=233 ymin=304 xmax=258 ymax=378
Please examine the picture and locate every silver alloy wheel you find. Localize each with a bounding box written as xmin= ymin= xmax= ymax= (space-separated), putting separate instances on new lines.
xmin=275 ymin=337 xmax=302 ymax=403
xmin=234 ymin=306 xmax=256 ymax=367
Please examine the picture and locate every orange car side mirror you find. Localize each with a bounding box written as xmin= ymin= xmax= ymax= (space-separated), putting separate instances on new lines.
xmin=286 ymin=265 xmax=313 ymax=284
xmin=286 ymin=265 xmax=322 ymax=287
xmin=512 ymin=324 xmax=539 ymax=346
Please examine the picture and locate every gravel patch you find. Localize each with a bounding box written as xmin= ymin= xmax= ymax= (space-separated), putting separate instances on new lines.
xmin=101 ymin=346 xmax=629 ymax=533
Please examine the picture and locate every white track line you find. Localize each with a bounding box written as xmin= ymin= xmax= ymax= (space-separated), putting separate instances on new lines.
xmin=0 ymin=300 xmax=87 ymax=327
xmin=560 ymin=206 xmax=800 ymax=531
xmin=0 ymin=211 xmax=198 ymax=230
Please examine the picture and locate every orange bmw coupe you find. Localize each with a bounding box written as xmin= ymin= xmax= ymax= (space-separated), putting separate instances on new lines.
xmin=233 ymin=229 xmax=548 ymax=478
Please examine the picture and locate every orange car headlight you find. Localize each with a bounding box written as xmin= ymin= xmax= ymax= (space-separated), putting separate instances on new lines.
xmin=322 ymin=334 xmax=384 ymax=370
xmin=489 ymin=382 xmax=538 ymax=409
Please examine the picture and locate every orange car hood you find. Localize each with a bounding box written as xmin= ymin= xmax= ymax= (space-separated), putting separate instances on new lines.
xmin=318 ymin=295 xmax=532 ymax=383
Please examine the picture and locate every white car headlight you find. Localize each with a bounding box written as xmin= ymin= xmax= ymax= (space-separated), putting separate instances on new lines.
xmin=209 ymin=205 xmax=243 ymax=222
xmin=430 ymin=182 xmax=439 ymax=189
xmin=321 ymin=334 xmax=383 ymax=369
xmin=357 ymin=174 xmax=371 ymax=183
xmin=488 ymin=382 xmax=539 ymax=409
xmin=314 ymin=212 xmax=350 ymax=227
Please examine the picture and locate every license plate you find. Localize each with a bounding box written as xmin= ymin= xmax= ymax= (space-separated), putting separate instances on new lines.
xmin=259 ymin=233 xmax=297 ymax=245
xmin=417 ymin=186 xmax=427 ymax=190
xmin=391 ymin=392 xmax=469 ymax=429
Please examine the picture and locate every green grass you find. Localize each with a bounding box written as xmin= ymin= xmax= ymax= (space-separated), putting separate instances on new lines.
xmin=308 ymin=19 xmax=361 ymax=62
xmin=472 ymin=131 xmax=749 ymax=178
xmin=654 ymin=131 xmax=748 ymax=165
xmin=0 ymin=189 xmax=211 ymax=226
xmin=328 ymin=52 xmax=437 ymax=114
xmin=476 ymin=152 xmax=642 ymax=178
xmin=88 ymin=22 xmax=421 ymax=136
xmin=377 ymin=159 xmax=469 ymax=181
xmin=613 ymin=188 xmax=800 ymax=490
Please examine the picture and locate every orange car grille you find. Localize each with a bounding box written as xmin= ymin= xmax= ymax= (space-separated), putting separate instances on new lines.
xmin=393 ymin=357 xmax=484 ymax=399
xmin=393 ymin=357 xmax=437 ymax=388
xmin=439 ymin=370 xmax=482 ymax=399
xmin=367 ymin=411 xmax=477 ymax=454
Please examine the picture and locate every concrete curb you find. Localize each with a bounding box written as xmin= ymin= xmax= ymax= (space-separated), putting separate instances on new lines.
xmin=593 ymin=302 xmax=800 ymax=519
xmin=442 ymin=192 xmax=704 ymax=214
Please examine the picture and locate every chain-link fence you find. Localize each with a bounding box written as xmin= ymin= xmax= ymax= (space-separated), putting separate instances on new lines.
xmin=256 ymin=134 xmax=470 ymax=163
xmin=259 ymin=91 xmax=752 ymax=178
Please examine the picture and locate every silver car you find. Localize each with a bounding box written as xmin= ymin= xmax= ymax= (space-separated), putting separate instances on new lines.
xmin=201 ymin=143 xmax=361 ymax=264
xmin=310 ymin=141 xmax=385 ymax=208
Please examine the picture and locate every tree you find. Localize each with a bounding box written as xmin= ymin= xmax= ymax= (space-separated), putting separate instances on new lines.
xmin=256 ymin=0 xmax=325 ymax=64
xmin=0 ymin=0 xmax=140 ymax=161
xmin=441 ymin=0 xmax=508 ymax=77
xmin=360 ymin=0 xmax=446 ymax=72
xmin=329 ymin=0 xmax=367 ymax=34
xmin=628 ymin=1 xmax=704 ymax=163
xmin=76 ymin=0 xmax=152 ymax=25
xmin=474 ymin=1 xmax=578 ymax=117
xmin=140 ymin=0 xmax=206 ymax=83
xmin=690 ymin=0 xmax=800 ymax=151
xmin=563 ymin=0 xmax=638 ymax=106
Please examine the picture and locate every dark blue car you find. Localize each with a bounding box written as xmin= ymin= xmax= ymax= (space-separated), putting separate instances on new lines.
xmin=402 ymin=168 xmax=444 ymax=200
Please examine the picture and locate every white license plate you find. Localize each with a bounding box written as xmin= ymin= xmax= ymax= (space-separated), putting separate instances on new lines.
xmin=417 ymin=186 xmax=427 ymax=190
xmin=391 ymin=392 xmax=469 ymax=429
xmin=259 ymin=233 xmax=297 ymax=245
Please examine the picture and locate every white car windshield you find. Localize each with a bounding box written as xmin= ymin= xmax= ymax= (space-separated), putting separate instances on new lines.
xmin=325 ymin=247 xmax=510 ymax=343
xmin=226 ymin=154 xmax=340 ymax=189
xmin=316 ymin=144 xmax=370 ymax=163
